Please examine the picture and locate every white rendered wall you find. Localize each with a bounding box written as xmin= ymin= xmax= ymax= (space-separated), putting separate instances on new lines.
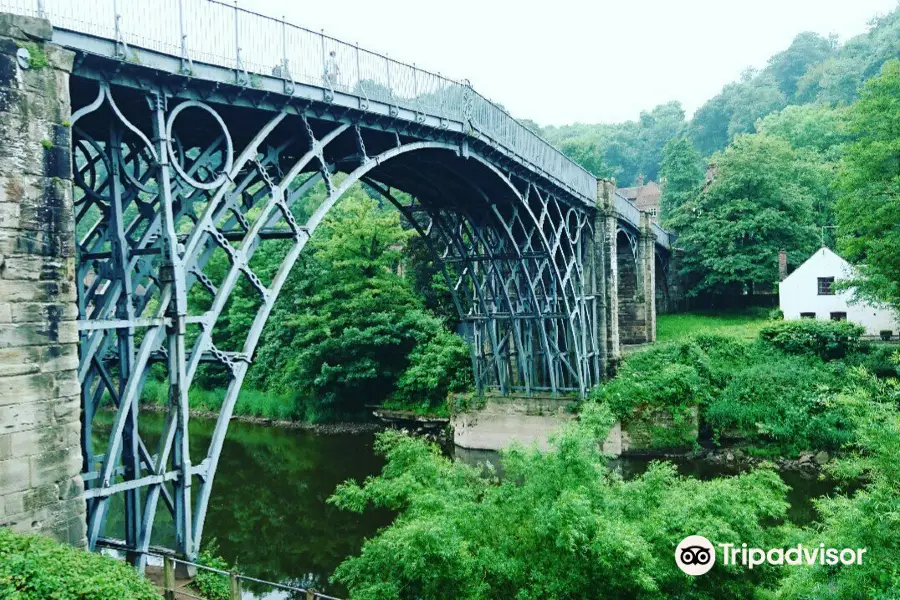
xmin=779 ymin=248 xmax=900 ymax=335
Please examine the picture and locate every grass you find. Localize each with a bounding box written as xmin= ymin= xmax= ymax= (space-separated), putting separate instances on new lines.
xmin=656 ymin=309 xmax=772 ymax=342
xmin=141 ymin=379 xmax=298 ymax=421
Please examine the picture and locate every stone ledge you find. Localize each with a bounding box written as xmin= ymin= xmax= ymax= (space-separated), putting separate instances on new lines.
xmin=0 ymin=14 xmax=52 ymax=43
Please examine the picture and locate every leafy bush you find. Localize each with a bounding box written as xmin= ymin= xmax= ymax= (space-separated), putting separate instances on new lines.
xmin=769 ymin=308 xmax=785 ymax=320
xmin=778 ymin=374 xmax=900 ymax=598
xmin=330 ymin=404 xmax=791 ymax=600
xmin=759 ymin=319 xmax=865 ymax=360
xmin=704 ymin=353 xmax=853 ymax=452
xmin=846 ymin=343 xmax=900 ymax=378
xmin=0 ymin=527 xmax=158 ymax=600
xmin=390 ymin=328 xmax=472 ymax=411
xmin=193 ymin=541 xmax=233 ymax=600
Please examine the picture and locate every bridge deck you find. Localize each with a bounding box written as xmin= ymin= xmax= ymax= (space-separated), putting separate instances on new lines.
xmin=1 ymin=0 xmax=668 ymax=247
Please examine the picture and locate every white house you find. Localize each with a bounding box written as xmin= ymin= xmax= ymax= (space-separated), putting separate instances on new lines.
xmin=779 ymin=247 xmax=900 ymax=336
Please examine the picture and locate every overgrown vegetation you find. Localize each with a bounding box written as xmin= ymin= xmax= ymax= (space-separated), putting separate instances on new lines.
xmin=330 ymin=404 xmax=792 ymax=599
xmin=0 ymin=527 xmax=158 ymax=600
xmin=193 ymin=541 xmax=234 ymax=600
xmin=329 ymin=318 xmax=900 ymax=598
xmin=590 ymin=319 xmax=897 ymax=454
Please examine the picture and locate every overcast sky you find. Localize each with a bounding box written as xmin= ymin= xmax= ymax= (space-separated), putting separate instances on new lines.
xmin=245 ymin=0 xmax=897 ymax=126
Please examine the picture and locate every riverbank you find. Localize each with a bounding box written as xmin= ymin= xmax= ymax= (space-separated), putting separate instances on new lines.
xmin=137 ymin=403 xmax=384 ymax=435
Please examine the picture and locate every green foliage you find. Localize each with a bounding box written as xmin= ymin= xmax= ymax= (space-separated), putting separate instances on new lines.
xmin=765 ymin=32 xmax=837 ymax=100
xmin=795 ymin=10 xmax=900 ymax=105
xmin=390 ymin=328 xmax=472 ymax=411
xmin=543 ymin=101 xmax=687 ymax=185
xmin=759 ymin=319 xmax=865 ymax=360
xmin=669 ymin=134 xmax=819 ymax=296
xmin=329 ymin=404 xmax=790 ymax=600
xmin=248 ymin=190 xmax=469 ymax=415
xmin=591 ymin=360 xmax=703 ymax=450
xmin=846 ymin=343 xmax=900 ymax=378
xmin=836 ymin=60 xmax=900 ymax=311
xmin=0 ymin=527 xmax=158 ymax=600
xmin=756 ymin=103 xmax=850 ymax=158
xmin=778 ymin=373 xmax=900 ymax=598
xmin=658 ymin=137 xmax=703 ymax=222
xmin=704 ymin=354 xmax=853 ymax=452
xmin=193 ymin=541 xmax=234 ymax=600
xmin=597 ymin=320 xmax=890 ymax=454
xmin=142 ymin=379 xmax=300 ymax=421
xmin=688 ymin=71 xmax=786 ymax=156
xmin=403 ymin=235 xmax=459 ymax=326
xmin=15 ymin=41 xmax=49 ymax=70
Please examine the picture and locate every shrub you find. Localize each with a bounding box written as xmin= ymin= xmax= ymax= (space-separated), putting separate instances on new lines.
xmin=390 ymin=328 xmax=473 ymax=411
xmin=759 ymin=319 xmax=865 ymax=360
xmin=846 ymin=343 xmax=900 ymax=378
xmin=778 ymin=377 xmax=900 ymax=598
xmin=704 ymin=354 xmax=853 ymax=453
xmin=768 ymin=308 xmax=784 ymax=320
xmin=330 ymin=405 xmax=791 ymax=600
xmin=590 ymin=343 xmax=714 ymax=449
xmin=0 ymin=527 xmax=158 ymax=600
xmin=592 ymin=362 xmax=706 ymax=420
xmin=193 ymin=541 xmax=233 ymax=600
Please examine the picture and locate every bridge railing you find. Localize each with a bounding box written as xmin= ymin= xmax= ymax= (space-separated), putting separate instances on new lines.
xmin=1 ymin=0 xmax=597 ymax=202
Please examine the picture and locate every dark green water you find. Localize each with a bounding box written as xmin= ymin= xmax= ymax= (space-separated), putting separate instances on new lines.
xmin=96 ymin=414 xmax=853 ymax=597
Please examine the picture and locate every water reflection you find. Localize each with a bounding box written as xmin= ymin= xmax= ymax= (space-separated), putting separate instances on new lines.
xmin=95 ymin=413 xmax=391 ymax=597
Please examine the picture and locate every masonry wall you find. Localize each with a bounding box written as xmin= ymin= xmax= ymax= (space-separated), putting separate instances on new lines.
xmin=0 ymin=14 xmax=85 ymax=547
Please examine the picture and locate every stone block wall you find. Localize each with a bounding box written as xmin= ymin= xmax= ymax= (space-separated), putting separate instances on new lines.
xmin=0 ymin=13 xmax=85 ymax=547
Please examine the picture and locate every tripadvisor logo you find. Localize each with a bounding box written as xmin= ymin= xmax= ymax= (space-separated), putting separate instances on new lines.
xmin=675 ymin=535 xmax=867 ymax=576
xmin=675 ymin=535 xmax=716 ymax=576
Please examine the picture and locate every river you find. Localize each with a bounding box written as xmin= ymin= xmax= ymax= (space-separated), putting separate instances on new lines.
xmin=97 ymin=413 xmax=852 ymax=597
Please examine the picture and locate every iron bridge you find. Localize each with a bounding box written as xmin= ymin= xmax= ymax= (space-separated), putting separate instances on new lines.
xmin=1 ymin=0 xmax=673 ymax=565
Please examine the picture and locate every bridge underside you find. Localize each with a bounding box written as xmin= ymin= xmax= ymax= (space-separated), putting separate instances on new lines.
xmin=68 ymin=70 xmax=614 ymax=559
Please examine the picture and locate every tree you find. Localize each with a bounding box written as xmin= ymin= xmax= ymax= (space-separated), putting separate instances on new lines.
xmin=765 ymin=32 xmax=836 ymax=100
xmin=658 ymin=137 xmax=703 ymax=222
xmin=669 ymin=134 xmax=819 ymax=297
xmin=559 ymin=137 xmax=609 ymax=178
xmin=329 ymin=404 xmax=791 ymax=600
xmin=755 ymin=104 xmax=850 ymax=159
xmin=688 ymin=76 xmax=786 ymax=157
xmin=836 ymin=60 xmax=900 ymax=311
xmin=249 ymin=189 xmax=466 ymax=415
xmin=636 ymin=101 xmax=687 ymax=181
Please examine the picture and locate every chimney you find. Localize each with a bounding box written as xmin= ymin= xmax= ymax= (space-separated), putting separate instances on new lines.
xmin=778 ymin=249 xmax=788 ymax=281
xmin=636 ymin=174 xmax=645 ymax=188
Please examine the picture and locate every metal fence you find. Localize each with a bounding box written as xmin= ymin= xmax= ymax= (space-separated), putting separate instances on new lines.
xmin=151 ymin=552 xmax=343 ymax=600
xmin=0 ymin=0 xmax=598 ymax=201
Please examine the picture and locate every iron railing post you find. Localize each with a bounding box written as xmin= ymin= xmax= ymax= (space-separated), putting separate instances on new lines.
xmin=163 ymin=556 xmax=176 ymax=600
xmin=177 ymin=0 xmax=188 ymax=73
xmin=281 ymin=16 xmax=287 ymax=74
xmin=233 ymin=0 xmax=245 ymax=85
xmin=320 ymin=29 xmax=327 ymax=88
xmin=355 ymin=42 xmax=361 ymax=92
xmin=229 ymin=572 xmax=242 ymax=600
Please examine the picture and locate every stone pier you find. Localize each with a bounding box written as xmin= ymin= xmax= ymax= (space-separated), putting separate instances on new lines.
xmin=0 ymin=14 xmax=84 ymax=547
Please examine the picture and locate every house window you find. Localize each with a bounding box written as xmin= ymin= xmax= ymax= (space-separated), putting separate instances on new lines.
xmin=800 ymin=312 xmax=816 ymax=319
xmin=648 ymin=207 xmax=658 ymax=217
xmin=830 ymin=312 xmax=847 ymax=321
xmin=817 ymin=277 xmax=835 ymax=295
